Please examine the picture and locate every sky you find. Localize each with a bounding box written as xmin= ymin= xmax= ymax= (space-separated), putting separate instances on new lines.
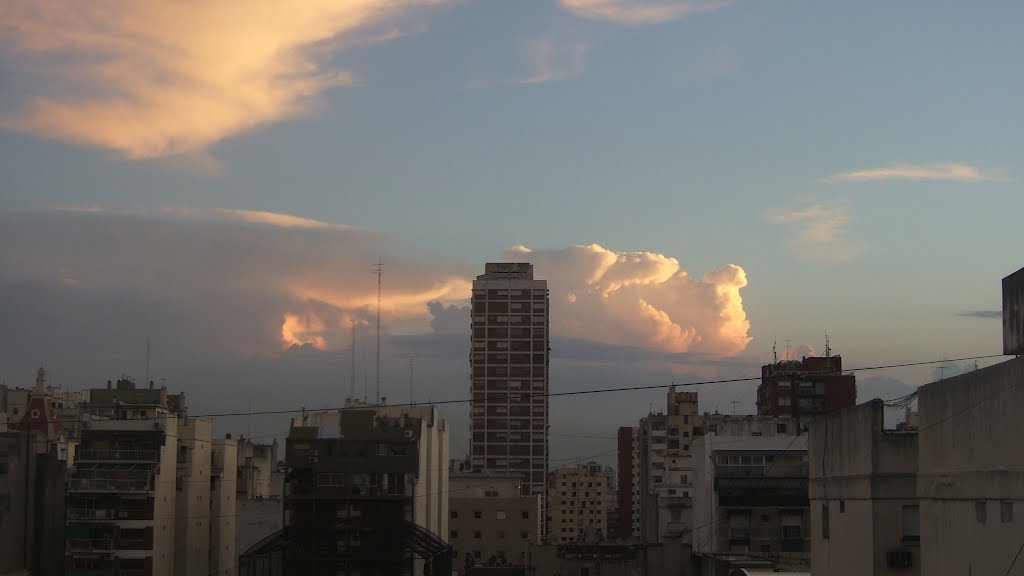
xmin=0 ymin=0 xmax=1020 ymax=463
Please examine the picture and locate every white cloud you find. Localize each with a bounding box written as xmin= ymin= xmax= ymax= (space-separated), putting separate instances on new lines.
xmin=824 ymin=163 xmax=1002 ymax=183
xmin=56 ymin=205 xmax=340 ymax=230
xmin=763 ymin=203 xmax=865 ymax=262
xmin=519 ymin=37 xmax=589 ymax=85
xmin=0 ymin=0 xmax=446 ymax=158
xmin=559 ymin=0 xmax=726 ymax=24
xmin=504 ymin=244 xmax=752 ymax=357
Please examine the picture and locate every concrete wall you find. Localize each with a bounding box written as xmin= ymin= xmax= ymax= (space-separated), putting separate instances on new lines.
xmin=809 ymin=399 xmax=919 ymax=576
xmin=917 ymin=357 xmax=1024 ymax=576
xmin=236 ymin=499 xmax=283 ymax=557
xmin=211 ymin=438 xmax=237 ymax=576
xmin=176 ymin=419 xmax=212 ymax=576
xmin=449 ymin=493 xmax=541 ymax=573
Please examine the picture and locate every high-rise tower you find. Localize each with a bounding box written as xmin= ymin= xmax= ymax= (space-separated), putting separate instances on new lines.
xmin=469 ymin=263 xmax=549 ymax=501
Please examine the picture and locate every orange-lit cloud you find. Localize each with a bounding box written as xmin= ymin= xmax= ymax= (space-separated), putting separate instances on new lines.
xmin=559 ymin=0 xmax=726 ymax=24
xmin=506 ymin=244 xmax=751 ymax=357
xmin=0 ymin=1 xmax=446 ymax=158
xmin=823 ymin=163 xmax=1002 ymax=183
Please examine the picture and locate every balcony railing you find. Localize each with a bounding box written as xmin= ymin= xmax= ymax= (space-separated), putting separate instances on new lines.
xmin=78 ymin=450 xmax=158 ymax=462
xmin=69 ymin=537 xmax=114 ymax=550
xmin=68 ymin=508 xmax=116 ymax=520
xmin=69 ymin=478 xmax=152 ymax=492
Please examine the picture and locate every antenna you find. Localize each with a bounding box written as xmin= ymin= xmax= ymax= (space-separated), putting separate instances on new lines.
xmin=351 ymin=319 xmax=357 ymax=401
xmin=145 ymin=338 xmax=151 ymax=387
xmin=773 ymin=339 xmax=777 ymax=364
xmin=730 ymin=400 xmax=740 ymax=415
xmin=784 ymin=339 xmax=792 ymax=361
xmin=373 ymin=259 xmax=383 ymax=405
xmin=824 ymin=332 xmax=831 ymax=358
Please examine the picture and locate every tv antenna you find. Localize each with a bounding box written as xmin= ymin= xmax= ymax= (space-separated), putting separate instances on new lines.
xmin=784 ymin=339 xmax=792 ymax=361
xmin=373 ymin=259 xmax=383 ymax=405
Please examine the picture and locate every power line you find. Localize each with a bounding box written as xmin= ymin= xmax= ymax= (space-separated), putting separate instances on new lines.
xmin=187 ymin=353 xmax=1007 ymax=419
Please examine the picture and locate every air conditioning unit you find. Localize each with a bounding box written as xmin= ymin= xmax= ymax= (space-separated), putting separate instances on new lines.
xmin=887 ymin=549 xmax=912 ymax=569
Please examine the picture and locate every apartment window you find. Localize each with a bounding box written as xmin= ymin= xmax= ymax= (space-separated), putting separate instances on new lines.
xmin=474 ymin=551 xmax=481 ymax=559
xmin=522 ymin=511 xmax=529 ymax=519
xmin=474 ymin=511 xmax=483 ymax=519
xmin=902 ymin=505 xmax=920 ymax=542
xmin=485 ymin=490 xmax=499 ymax=497
xmin=497 ymin=530 xmax=505 ymax=539
xmin=473 ymin=530 xmax=482 ymax=539
xmin=976 ymin=501 xmax=987 ymax=524
xmin=497 ymin=511 xmax=507 ymax=520
xmin=776 ymin=423 xmax=787 ymax=434
xmin=521 ymin=530 xmax=530 ymax=539
xmin=451 ymin=530 xmax=459 ymax=539
xmin=1002 ymin=501 xmax=1014 ymax=523
xmin=377 ymin=444 xmax=387 ymax=456
xmin=821 ymin=504 xmax=829 ymax=540
xmin=451 ymin=511 xmax=459 ymax=519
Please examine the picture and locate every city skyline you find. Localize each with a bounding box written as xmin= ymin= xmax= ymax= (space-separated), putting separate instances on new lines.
xmin=0 ymin=1 xmax=1020 ymax=463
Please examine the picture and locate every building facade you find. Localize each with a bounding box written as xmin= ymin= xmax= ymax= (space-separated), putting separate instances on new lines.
xmin=809 ymin=400 xmax=920 ymax=576
xmin=548 ymin=463 xmax=614 ymax=543
xmin=616 ymin=426 xmax=641 ymax=541
xmin=449 ymin=470 xmax=541 ymax=573
xmin=274 ymin=404 xmax=450 ymax=576
xmin=469 ymin=263 xmax=550 ymax=503
xmin=692 ymin=433 xmax=810 ymax=575
xmin=236 ymin=437 xmax=284 ymax=559
xmin=757 ymin=355 xmax=856 ymax=428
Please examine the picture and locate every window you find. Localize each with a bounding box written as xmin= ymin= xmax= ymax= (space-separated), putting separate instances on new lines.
xmin=451 ymin=530 xmax=459 ymax=539
xmin=521 ymin=530 xmax=530 ymax=539
xmin=777 ymin=423 xmax=787 ymax=434
xmin=451 ymin=511 xmax=459 ymax=519
xmin=821 ymin=504 xmax=829 ymax=540
xmin=497 ymin=530 xmax=505 ymax=539
xmin=496 ymin=511 xmax=506 ymax=520
xmin=782 ymin=525 xmax=801 ymax=539
xmin=377 ymin=444 xmax=387 ymax=456
xmin=1002 ymin=501 xmax=1014 ymax=523
xmin=474 ymin=551 xmax=481 ymax=559
xmin=473 ymin=530 xmax=481 ymax=539
xmin=976 ymin=501 xmax=987 ymax=524
xmin=522 ymin=511 xmax=529 ymax=519
xmin=474 ymin=511 xmax=482 ymax=519
xmin=902 ymin=505 xmax=920 ymax=542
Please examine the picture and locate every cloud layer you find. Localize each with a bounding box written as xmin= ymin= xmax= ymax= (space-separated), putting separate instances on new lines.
xmin=0 ymin=0 xmax=445 ymax=158
xmin=559 ymin=0 xmax=726 ymax=24
xmin=505 ymin=244 xmax=751 ymax=356
xmin=824 ymin=163 xmax=1000 ymax=183
xmin=763 ymin=203 xmax=865 ymax=262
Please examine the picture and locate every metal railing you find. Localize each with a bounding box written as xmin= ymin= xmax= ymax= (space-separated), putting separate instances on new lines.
xmin=68 ymin=508 xmax=115 ymax=520
xmin=78 ymin=449 xmax=158 ymax=462
xmin=69 ymin=478 xmax=152 ymax=492
xmin=68 ymin=537 xmax=114 ymax=550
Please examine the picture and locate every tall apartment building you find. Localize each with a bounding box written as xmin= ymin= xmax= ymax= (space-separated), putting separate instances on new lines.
xmin=637 ymin=386 xmax=699 ymax=544
xmin=469 ymin=263 xmax=550 ymax=501
xmin=66 ymin=378 xmax=236 ymax=576
xmin=617 ymin=426 xmax=641 ymax=541
xmin=256 ymin=403 xmax=450 ymax=576
xmin=757 ymin=354 xmax=856 ymax=427
xmin=448 ymin=468 xmax=541 ymax=573
xmin=236 ymin=437 xmax=284 ymax=558
xmin=548 ymin=463 xmax=614 ymax=543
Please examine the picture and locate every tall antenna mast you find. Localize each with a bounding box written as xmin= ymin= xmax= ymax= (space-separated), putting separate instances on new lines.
xmin=773 ymin=339 xmax=777 ymax=364
xmin=409 ymin=356 xmax=415 ymax=406
xmin=824 ymin=332 xmax=831 ymax=358
xmin=350 ymin=319 xmax=357 ymax=401
xmin=374 ymin=259 xmax=383 ymax=404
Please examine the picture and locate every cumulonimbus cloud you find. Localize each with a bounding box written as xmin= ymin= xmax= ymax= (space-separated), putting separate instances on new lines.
xmin=504 ymin=244 xmax=751 ymax=357
xmin=0 ymin=0 xmax=446 ymax=158
xmin=763 ymin=203 xmax=865 ymax=262
xmin=559 ymin=0 xmax=726 ymax=24
xmin=824 ymin=163 xmax=1002 ymax=183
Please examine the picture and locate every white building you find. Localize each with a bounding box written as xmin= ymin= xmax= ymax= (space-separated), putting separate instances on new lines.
xmin=548 ymin=462 xmax=614 ymax=543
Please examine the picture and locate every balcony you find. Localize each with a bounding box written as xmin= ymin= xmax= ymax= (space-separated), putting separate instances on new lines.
xmin=78 ymin=450 xmax=158 ymax=462
xmin=68 ymin=508 xmax=116 ymax=521
xmin=69 ymin=538 xmax=114 ymax=551
xmin=70 ymin=466 xmax=154 ymax=493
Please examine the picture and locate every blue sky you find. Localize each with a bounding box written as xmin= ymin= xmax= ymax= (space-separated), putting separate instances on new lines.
xmin=0 ymin=0 xmax=1019 ymax=455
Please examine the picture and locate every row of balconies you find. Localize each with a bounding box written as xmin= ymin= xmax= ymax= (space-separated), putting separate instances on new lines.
xmin=78 ymin=449 xmax=158 ymax=462
xmin=68 ymin=507 xmax=153 ymax=521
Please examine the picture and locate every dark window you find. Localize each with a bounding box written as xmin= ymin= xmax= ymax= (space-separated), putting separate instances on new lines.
xmin=776 ymin=423 xmax=787 ymax=434
xmin=902 ymin=505 xmax=920 ymax=541
xmin=451 ymin=511 xmax=458 ymax=519
xmin=474 ymin=510 xmax=482 ymax=519
xmin=821 ymin=504 xmax=829 ymax=540
xmin=450 ymin=530 xmax=458 ymax=539
xmin=839 ymin=500 xmax=845 ymax=513
xmin=522 ymin=511 xmax=529 ymax=519
xmin=473 ymin=530 xmax=481 ymax=539
xmin=1002 ymin=501 xmax=1014 ymax=523
xmin=782 ymin=525 xmax=801 ymax=539
xmin=521 ymin=530 xmax=530 ymax=539
xmin=976 ymin=501 xmax=987 ymax=524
